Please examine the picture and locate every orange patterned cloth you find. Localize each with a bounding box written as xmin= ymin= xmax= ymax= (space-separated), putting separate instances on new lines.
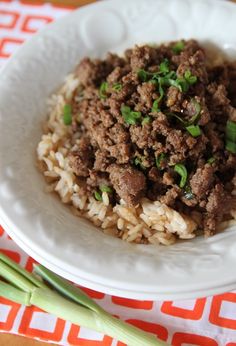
xmin=1 ymin=1 xmax=236 ymax=345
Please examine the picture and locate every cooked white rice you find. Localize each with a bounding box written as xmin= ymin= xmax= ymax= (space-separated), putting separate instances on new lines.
xmin=37 ymin=74 xmax=236 ymax=245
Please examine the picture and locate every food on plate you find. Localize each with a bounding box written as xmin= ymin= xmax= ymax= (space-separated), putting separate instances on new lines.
xmin=37 ymin=39 xmax=236 ymax=245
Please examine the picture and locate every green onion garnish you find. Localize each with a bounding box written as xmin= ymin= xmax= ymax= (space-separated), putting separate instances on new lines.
xmin=174 ymin=163 xmax=188 ymax=188
xmin=207 ymin=157 xmax=216 ymax=164
xmin=156 ymin=153 xmax=166 ymax=170
xmin=121 ymin=105 xmax=142 ymax=125
xmin=152 ymin=83 xmax=164 ymax=113
xmin=186 ymin=125 xmax=201 ymax=137
xmin=142 ymin=116 xmax=151 ymax=125
xmin=159 ymin=59 xmax=169 ymax=74
xmin=94 ymin=191 xmax=102 ymax=201
xmin=226 ymin=140 xmax=236 ymax=154
xmin=226 ymin=120 xmax=236 ymax=142
xmin=0 ymin=252 xmax=167 ymax=346
xmin=184 ymin=70 xmax=197 ymax=85
xmin=99 ymin=82 xmax=108 ymax=99
xmin=63 ymin=104 xmax=72 ymax=125
xmin=138 ymin=69 xmax=150 ymax=82
xmin=225 ymin=120 xmax=236 ymax=153
xmin=184 ymin=185 xmax=194 ymax=200
xmin=112 ymin=83 xmax=122 ymax=92
xmin=175 ymin=70 xmax=198 ymax=93
xmin=134 ymin=157 xmax=146 ymax=170
xmin=188 ymin=99 xmax=201 ymax=124
xmin=100 ymin=185 xmax=112 ymax=193
xmin=172 ymin=41 xmax=185 ymax=54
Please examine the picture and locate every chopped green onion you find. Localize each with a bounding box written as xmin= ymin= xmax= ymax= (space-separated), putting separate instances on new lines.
xmin=207 ymin=157 xmax=216 ymax=164
xmin=172 ymin=41 xmax=185 ymax=54
xmin=184 ymin=70 xmax=197 ymax=85
xmin=156 ymin=153 xmax=166 ymax=170
xmin=99 ymin=82 xmax=108 ymax=99
xmin=168 ymin=112 xmax=185 ymax=124
xmin=63 ymin=104 xmax=72 ymax=125
xmin=188 ymin=99 xmax=201 ymax=124
xmin=226 ymin=120 xmax=236 ymax=142
xmin=184 ymin=185 xmax=194 ymax=200
xmin=225 ymin=120 xmax=236 ymax=153
xmin=134 ymin=157 xmax=146 ymax=170
xmin=152 ymin=82 xmax=164 ymax=112
xmin=121 ymin=105 xmax=142 ymax=125
xmin=159 ymin=59 xmax=169 ymax=74
xmin=152 ymin=99 xmax=160 ymax=113
xmin=174 ymin=71 xmax=197 ymax=93
xmin=226 ymin=140 xmax=236 ymax=154
xmin=186 ymin=125 xmax=201 ymax=137
xmin=174 ymin=163 xmax=188 ymax=188
xmin=94 ymin=191 xmax=102 ymax=201
xmin=100 ymin=185 xmax=112 ymax=193
xmin=112 ymin=83 xmax=122 ymax=92
xmin=142 ymin=116 xmax=151 ymax=125
xmin=138 ymin=69 xmax=149 ymax=82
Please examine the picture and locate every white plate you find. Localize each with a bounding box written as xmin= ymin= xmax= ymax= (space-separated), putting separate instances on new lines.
xmin=0 ymin=0 xmax=236 ymax=300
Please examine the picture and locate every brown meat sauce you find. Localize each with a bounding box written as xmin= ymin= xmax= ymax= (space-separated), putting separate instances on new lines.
xmin=68 ymin=40 xmax=236 ymax=235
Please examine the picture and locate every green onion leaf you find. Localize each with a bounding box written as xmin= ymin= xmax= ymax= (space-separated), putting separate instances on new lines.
xmin=156 ymin=153 xmax=166 ymax=170
xmin=207 ymin=157 xmax=216 ymax=164
xmin=172 ymin=41 xmax=185 ymax=54
xmin=188 ymin=99 xmax=201 ymax=125
xmin=152 ymin=99 xmax=160 ymax=113
xmin=184 ymin=185 xmax=194 ymax=200
xmin=94 ymin=191 xmax=102 ymax=201
xmin=100 ymin=185 xmax=112 ymax=193
xmin=168 ymin=112 xmax=185 ymax=124
xmin=134 ymin=157 xmax=146 ymax=170
xmin=226 ymin=120 xmax=236 ymax=142
xmin=63 ymin=104 xmax=72 ymax=126
xmin=99 ymin=82 xmax=108 ymax=99
xmin=138 ymin=69 xmax=149 ymax=82
xmin=121 ymin=105 xmax=142 ymax=125
xmin=152 ymin=81 xmax=164 ymax=112
xmin=159 ymin=59 xmax=169 ymax=74
xmin=184 ymin=70 xmax=197 ymax=85
xmin=0 ymin=281 xmax=31 ymax=306
xmin=112 ymin=83 xmax=122 ymax=92
xmin=174 ymin=163 xmax=188 ymax=188
xmin=142 ymin=116 xmax=151 ymax=125
xmin=226 ymin=140 xmax=236 ymax=154
xmin=186 ymin=125 xmax=201 ymax=137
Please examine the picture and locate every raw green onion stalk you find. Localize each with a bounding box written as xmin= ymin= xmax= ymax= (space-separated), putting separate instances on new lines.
xmin=0 ymin=253 xmax=168 ymax=346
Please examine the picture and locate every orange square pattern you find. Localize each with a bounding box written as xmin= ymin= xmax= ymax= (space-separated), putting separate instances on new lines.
xmin=0 ymin=37 xmax=24 ymax=58
xmin=67 ymin=324 xmax=113 ymax=346
xmin=209 ymin=293 xmax=236 ymax=329
xmin=0 ymin=10 xmax=19 ymax=29
xmin=21 ymin=15 xmax=53 ymax=33
xmin=112 ymin=296 xmax=153 ymax=310
xmin=80 ymin=286 xmax=105 ymax=300
xmin=18 ymin=306 xmax=66 ymax=342
xmin=161 ymin=298 xmax=206 ymax=320
xmin=116 ymin=319 xmax=168 ymax=346
xmin=0 ymin=297 xmax=21 ymax=332
xmin=172 ymin=332 xmax=218 ymax=346
xmin=0 ymin=225 xmax=4 ymax=236
xmin=0 ymin=248 xmax=21 ymax=263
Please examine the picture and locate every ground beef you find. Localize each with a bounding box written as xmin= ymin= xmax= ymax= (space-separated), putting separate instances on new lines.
xmin=68 ymin=39 xmax=236 ymax=235
xmin=68 ymin=137 xmax=94 ymax=177
xmin=190 ymin=164 xmax=215 ymax=198
xmin=109 ymin=164 xmax=146 ymax=206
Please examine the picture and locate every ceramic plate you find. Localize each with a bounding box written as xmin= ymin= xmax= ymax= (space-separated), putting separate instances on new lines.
xmin=1 ymin=0 xmax=236 ymax=300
